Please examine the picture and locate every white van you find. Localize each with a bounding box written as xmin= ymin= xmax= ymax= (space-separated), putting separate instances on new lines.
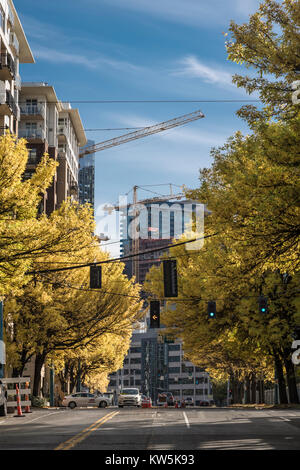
xmin=118 ymin=388 xmax=142 ymax=408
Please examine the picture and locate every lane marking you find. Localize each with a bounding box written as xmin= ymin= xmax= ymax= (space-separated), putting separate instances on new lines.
xmin=183 ymin=411 xmax=190 ymax=428
xmin=0 ymin=410 xmax=64 ymax=426
xmin=55 ymin=411 xmax=119 ymax=450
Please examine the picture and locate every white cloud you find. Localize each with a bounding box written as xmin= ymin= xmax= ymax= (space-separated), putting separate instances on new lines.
xmin=173 ymin=55 xmax=234 ymax=88
xmin=32 ymin=45 xmax=143 ymax=73
xmin=94 ymin=0 xmax=262 ymax=27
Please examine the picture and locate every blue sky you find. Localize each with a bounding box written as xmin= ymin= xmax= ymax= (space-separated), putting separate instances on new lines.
xmin=15 ymin=0 xmax=262 ymax=252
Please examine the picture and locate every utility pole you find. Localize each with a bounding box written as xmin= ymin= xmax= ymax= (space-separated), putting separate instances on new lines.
xmin=76 ymin=359 xmax=81 ymax=392
xmin=50 ymin=364 xmax=55 ymax=407
xmin=132 ymin=185 xmax=139 ymax=282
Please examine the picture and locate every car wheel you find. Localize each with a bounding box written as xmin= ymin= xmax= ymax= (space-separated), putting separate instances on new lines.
xmin=99 ymin=401 xmax=107 ymax=408
xmin=68 ymin=401 xmax=77 ymax=409
xmin=0 ymin=401 xmax=7 ymax=417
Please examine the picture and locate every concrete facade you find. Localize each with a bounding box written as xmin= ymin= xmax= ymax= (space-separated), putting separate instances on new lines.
xmin=0 ymin=0 xmax=34 ymax=134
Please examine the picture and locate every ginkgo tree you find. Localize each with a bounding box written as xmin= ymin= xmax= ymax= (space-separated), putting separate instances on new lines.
xmin=4 ymin=225 xmax=142 ymax=396
xmin=225 ymin=0 xmax=300 ymax=125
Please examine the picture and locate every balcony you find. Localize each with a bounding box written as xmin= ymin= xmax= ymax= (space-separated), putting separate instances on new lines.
xmin=7 ymin=4 xmax=15 ymax=27
xmin=18 ymin=128 xmax=46 ymax=142
xmin=20 ymin=103 xmax=46 ymax=120
xmin=6 ymin=90 xmax=19 ymax=119
xmin=9 ymin=33 xmax=19 ymax=56
xmin=0 ymin=85 xmax=19 ymax=119
xmin=58 ymin=125 xmax=69 ymax=141
xmin=0 ymin=53 xmax=15 ymax=80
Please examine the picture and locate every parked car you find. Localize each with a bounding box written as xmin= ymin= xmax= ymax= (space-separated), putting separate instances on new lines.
xmin=102 ymin=392 xmax=114 ymax=406
xmin=118 ymin=388 xmax=142 ymax=408
xmin=199 ymin=400 xmax=210 ymax=406
xmin=184 ymin=397 xmax=194 ymax=406
xmin=141 ymin=395 xmax=152 ymax=408
xmin=0 ymin=380 xmax=7 ymax=417
xmin=157 ymin=392 xmax=175 ymax=406
xmin=62 ymin=392 xmax=110 ymax=409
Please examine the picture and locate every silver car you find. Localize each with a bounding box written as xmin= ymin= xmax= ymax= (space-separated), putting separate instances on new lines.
xmin=62 ymin=392 xmax=110 ymax=409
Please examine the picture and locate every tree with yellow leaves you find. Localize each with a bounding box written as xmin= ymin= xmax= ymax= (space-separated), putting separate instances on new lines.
xmin=225 ymin=0 xmax=300 ymax=124
xmin=4 ymin=218 xmax=142 ymax=396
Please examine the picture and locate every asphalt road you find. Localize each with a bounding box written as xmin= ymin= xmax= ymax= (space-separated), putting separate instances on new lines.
xmin=0 ymin=406 xmax=300 ymax=451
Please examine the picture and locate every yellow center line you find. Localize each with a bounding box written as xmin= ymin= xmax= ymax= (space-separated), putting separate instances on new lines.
xmin=55 ymin=410 xmax=119 ymax=450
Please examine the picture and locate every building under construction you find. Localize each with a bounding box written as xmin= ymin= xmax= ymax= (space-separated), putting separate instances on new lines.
xmin=119 ymin=187 xmax=206 ymax=285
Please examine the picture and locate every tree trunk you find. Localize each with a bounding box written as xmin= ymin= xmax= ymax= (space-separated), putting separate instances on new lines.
xmin=274 ymin=352 xmax=288 ymax=404
xmin=33 ymin=353 xmax=46 ymax=397
xmin=245 ymin=375 xmax=251 ymax=404
xmin=257 ymin=379 xmax=265 ymax=404
xmin=283 ymin=351 xmax=299 ymax=404
xmin=250 ymin=373 xmax=256 ymax=404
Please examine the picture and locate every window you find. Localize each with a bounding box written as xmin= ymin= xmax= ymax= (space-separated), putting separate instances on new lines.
xmin=130 ymin=358 xmax=141 ymax=364
xmin=25 ymin=122 xmax=37 ymax=138
xmin=130 ymin=347 xmax=141 ymax=354
xmin=0 ymin=6 xmax=5 ymax=33
xmin=169 ymin=356 xmax=180 ymax=362
xmin=168 ymin=344 xmax=180 ymax=351
xmin=26 ymin=99 xmax=38 ymax=114
xmin=168 ymin=367 xmax=180 ymax=374
xmin=23 ymin=170 xmax=34 ymax=180
xmin=28 ymin=148 xmax=37 ymax=164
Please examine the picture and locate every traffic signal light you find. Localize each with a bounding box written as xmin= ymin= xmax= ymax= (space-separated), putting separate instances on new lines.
xmin=90 ymin=265 xmax=102 ymax=289
xmin=207 ymin=301 xmax=216 ymax=319
xmin=163 ymin=260 xmax=178 ymax=297
xmin=150 ymin=300 xmax=160 ymax=328
xmin=258 ymin=296 xmax=268 ymax=314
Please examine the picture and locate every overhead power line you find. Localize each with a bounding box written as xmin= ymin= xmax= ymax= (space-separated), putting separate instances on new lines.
xmin=18 ymin=99 xmax=261 ymax=105
xmin=26 ymin=233 xmax=218 ymax=276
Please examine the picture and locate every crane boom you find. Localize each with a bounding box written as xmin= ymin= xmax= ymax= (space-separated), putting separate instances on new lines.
xmin=79 ymin=109 xmax=205 ymax=157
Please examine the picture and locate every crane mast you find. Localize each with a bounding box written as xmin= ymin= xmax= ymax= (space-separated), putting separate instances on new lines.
xmin=79 ymin=109 xmax=205 ymax=157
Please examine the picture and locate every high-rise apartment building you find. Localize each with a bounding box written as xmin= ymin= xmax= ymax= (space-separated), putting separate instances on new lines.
xmin=19 ymin=83 xmax=87 ymax=214
xmin=19 ymin=82 xmax=60 ymax=214
xmin=57 ymin=102 xmax=87 ymax=207
xmin=0 ymin=0 xmax=34 ymax=135
xmin=79 ymin=139 xmax=95 ymax=210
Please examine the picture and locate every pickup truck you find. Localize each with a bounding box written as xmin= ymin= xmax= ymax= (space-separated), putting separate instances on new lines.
xmin=0 ymin=380 xmax=7 ymax=416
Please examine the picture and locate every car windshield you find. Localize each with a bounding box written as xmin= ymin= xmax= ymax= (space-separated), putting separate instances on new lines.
xmin=121 ymin=389 xmax=139 ymax=395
